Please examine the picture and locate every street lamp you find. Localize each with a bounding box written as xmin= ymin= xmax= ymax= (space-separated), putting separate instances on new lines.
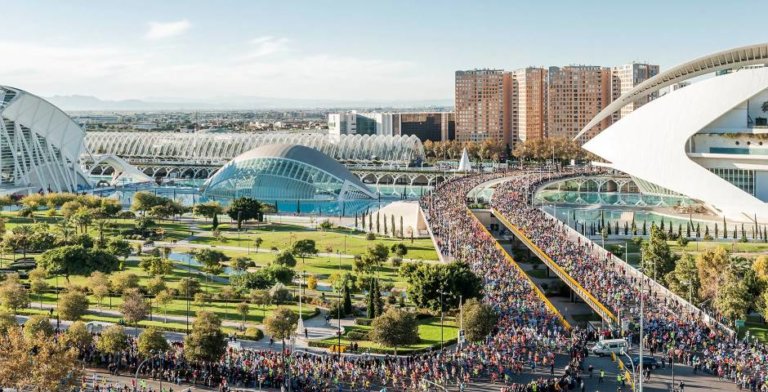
xmin=620 ymin=350 xmax=636 ymax=392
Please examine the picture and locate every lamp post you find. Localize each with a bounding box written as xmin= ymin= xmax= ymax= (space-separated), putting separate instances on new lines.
xmin=296 ymin=270 xmax=305 ymax=337
xmin=337 ymin=250 xmax=342 ymax=361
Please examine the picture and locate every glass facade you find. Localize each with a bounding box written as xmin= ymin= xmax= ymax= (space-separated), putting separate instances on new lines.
xmin=710 ymin=168 xmax=755 ymax=195
xmin=202 ymin=145 xmax=375 ymax=202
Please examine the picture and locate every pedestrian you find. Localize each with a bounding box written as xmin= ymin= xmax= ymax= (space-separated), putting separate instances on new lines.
xmin=550 ymin=362 xmax=555 ymax=376
xmin=580 ymin=380 xmax=585 ymax=392
xmin=599 ymin=369 xmax=604 ymax=384
xmin=588 ymin=364 xmax=594 ymax=378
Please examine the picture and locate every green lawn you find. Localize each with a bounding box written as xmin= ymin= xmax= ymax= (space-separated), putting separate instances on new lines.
xmin=669 ymin=240 xmax=768 ymax=255
xmin=190 ymin=223 xmax=438 ymax=261
xmin=318 ymin=317 xmax=458 ymax=354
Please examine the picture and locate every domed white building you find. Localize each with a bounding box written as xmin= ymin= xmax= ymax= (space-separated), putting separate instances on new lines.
xmin=0 ymin=86 xmax=90 ymax=194
xmin=201 ymin=144 xmax=376 ymax=201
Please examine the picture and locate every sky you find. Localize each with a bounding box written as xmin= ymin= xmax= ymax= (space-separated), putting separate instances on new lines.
xmin=0 ymin=0 xmax=766 ymax=103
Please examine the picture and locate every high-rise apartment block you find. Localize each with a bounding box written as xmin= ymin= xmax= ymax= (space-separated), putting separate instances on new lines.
xmin=454 ymin=70 xmax=512 ymax=146
xmin=546 ymin=65 xmax=613 ymax=140
xmin=611 ymin=63 xmax=660 ymax=119
xmin=456 ymin=62 xmax=659 ymax=146
xmin=511 ymin=68 xmax=548 ymax=141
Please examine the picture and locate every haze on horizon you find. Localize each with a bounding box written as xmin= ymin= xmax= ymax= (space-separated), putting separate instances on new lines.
xmin=0 ymin=0 xmax=764 ymax=107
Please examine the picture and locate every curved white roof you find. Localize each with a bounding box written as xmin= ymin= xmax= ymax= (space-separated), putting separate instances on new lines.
xmin=85 ymin=131 xmax=425 ymax=164
xmin=0 ymin=85 xmax=89 ymax=193
xmin=230 ymin=143 xmax=371 ymax=190
xmin=577 ymin=43 xmax=768 ymax=140
xmin=202 ymin=143 xmax=376 ymax=200
xmin=584 ymin=67 xmax=768 ymax=221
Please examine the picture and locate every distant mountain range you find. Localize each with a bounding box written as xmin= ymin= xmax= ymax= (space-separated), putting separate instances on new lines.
xmin=45 ymin=95 xmax=453 ymax=112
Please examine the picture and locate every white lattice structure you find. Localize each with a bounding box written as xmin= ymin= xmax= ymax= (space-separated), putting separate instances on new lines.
xmin=85 ymin=132 xmax=425 ymax=166
xmin=0 ymin=86 xmax=89 ymax=193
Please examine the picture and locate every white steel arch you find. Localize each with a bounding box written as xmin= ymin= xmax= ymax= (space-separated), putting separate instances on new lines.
xmin=0 ymin=85 xmax=89 ymax=193
xmin=85 ymin=132 xmax=425 ymax=164
xmin=578 ymin=43 xmax=768 ymax=140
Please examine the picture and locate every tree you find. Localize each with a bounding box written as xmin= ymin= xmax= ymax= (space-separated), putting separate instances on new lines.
xmin=120 ymin=288 xmax=148 ymax=326
xmin=264 ymin=306 xmax=297 ymax=342
xmin=96 ymin=325 xmax=129 ymax=358
xmin=254 ymin=237 xmax=264 ymax=253
xmin=89 ymin=271 xmax=111 ymax=309
xmin=390 ymin=243 xmax=408 ymax=258
xmin=641 ymin=225 xmax=678 ymax=280
xmin=63 ymin=320 xmax=93 ymax=351
xmin=137 ymin=327 xmax=170 ymax=357
xmin=232 ymin=269 xmax=277 ymax=291
xmin=28 ymin=267 xmax=49 ymax=309
xmin=236 ymin=302 xmax=250 ymax=329
xmin=269 ymin=283 xmax=292 ymax=304
xmin=696 ymin=247 xmax=731 ymax=301
xmin=0 ymin=310 xmax=16 ymax=333
xmin=0 ymin=326 xmax=82 ymax=391
xmin=194 ymin=248 xmax=230 ymax=278
xmin=343 ymin=284 xmax=353 ymax=315
xmin=154 ymin=289 xmax=174 ymax=323
xmin=38 ymin=245 xmax=118 ymax=282
xmin=306 ymin=274 xmax=318 ymax=290
xmin=193 ymin=201 xmax=223 ymax=222
xmin=140 ymin=256 xmax=174 ymax=276
xmin=146 ymin=275 xmax=167 ymax=296
xmin=58 ymin=290 xmax=90 ymax=321
xmin=292 ymin=239 xmax=318 ymax=264
xmin=461 ymin=298 xmax=498 ymax=342
xmin=24 ymin=314 xmax=54 ymax=338
xmin=179 ymin=277 xmax=201 ymax=298
xmin=274 ymin=250 xmax=297 ymax=267
xmin=400 ymin=261 xmax=483 ymax=311
xmin=234 ymin=256 xmax=251 ymax=273
xmin=212 ymin=213 xmax=219 ymax=230
xmin=266 ymin=264 xmax=295 ymax=285
xmin=715 ymin=270 xmax=750 ymax=321
xmin=369 ymin=308 xmax=419 ymax=350
xmin=665 ymin=254 xmax=700 ymax=303
xmin=0 ymin=274 xmax=29 ymax=313
xmin=110 ymin=271 xmax=140 ymax=293
xmin=107 ymin=237 xmax=132 ymax=268
xmin=227 ymin=197 xmax=263 ymax=229
xmin=249 ymin=289 xmax=270 ymax=317
xmin=184 ymin=311 xmax=227 ymax=362
xmin=755 ymin=255 xmax=768 ymax=283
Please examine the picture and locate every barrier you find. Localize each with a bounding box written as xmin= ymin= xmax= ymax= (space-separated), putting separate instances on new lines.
xmin=540 ymin=210 xmax=735 ymax=336
xmin=493 ymin=208 xmax=618 ymax=326
xmin=469 ymin=207 xmax=572 ymax=330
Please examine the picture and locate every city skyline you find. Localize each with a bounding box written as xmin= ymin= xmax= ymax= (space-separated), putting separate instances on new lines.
xmin=0 ymin=0 xmax=764 ymax=106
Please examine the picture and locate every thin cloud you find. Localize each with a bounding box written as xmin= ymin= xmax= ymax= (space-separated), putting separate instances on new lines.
xmin=246 ymin=36 xmax=290 ymax=58
xmin=145 ymin=19 xmax=191 ymax=40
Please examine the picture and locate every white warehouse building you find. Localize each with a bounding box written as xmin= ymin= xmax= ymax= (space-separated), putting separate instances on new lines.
xmin=581 ymin=43 xmax=768 ymax=222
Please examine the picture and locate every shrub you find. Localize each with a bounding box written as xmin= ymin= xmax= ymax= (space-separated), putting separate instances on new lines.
xmin=318 ymin=220 xmax=334 ymax=230
xmin=328 ymin=301 xmax=345 ymax=318
xmin=347 ymin=330 xmax=368 ymax=341
xmin=365 ymin=233 xmax=376 ymax=241
xmin=244 ymin=327 xmax=264 ymax=341
xmin=355 ymin=317 xmax=373 ymax=326
xmin=390 ymin=257 xmax=402 ymax=267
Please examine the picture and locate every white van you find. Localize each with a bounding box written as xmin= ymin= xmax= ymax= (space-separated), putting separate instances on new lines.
xmin=590 ymin=339 xmax=628 ymax=356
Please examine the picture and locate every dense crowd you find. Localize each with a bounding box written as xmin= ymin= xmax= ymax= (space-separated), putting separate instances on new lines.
xmin=490 ymin=170 xmax=768 ymax=390
xmin=67 ymin=171 xmax=594 ymax=391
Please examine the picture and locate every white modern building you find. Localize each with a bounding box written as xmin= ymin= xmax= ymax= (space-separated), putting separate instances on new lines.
xmin=581 ymin=43 xmax=768 ymax=222
xmin=328 ymin=112 xmax=395 ymax=138
xmin=0 ymin=86 xmax=90 ymax=194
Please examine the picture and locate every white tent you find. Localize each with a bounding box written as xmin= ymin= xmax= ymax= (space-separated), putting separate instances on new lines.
xmin=457 ymin=148 xmax=472 ymax=172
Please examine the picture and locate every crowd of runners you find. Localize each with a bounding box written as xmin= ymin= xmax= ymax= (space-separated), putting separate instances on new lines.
xmin=490 ymin=170 xmax=768 ymax=391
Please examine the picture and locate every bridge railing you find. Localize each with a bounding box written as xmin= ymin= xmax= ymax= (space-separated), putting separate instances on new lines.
xmin=492 ymin=208 xmax=618 ymax=326
xmin=539 ymin=209 xmax=735 ymax=336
